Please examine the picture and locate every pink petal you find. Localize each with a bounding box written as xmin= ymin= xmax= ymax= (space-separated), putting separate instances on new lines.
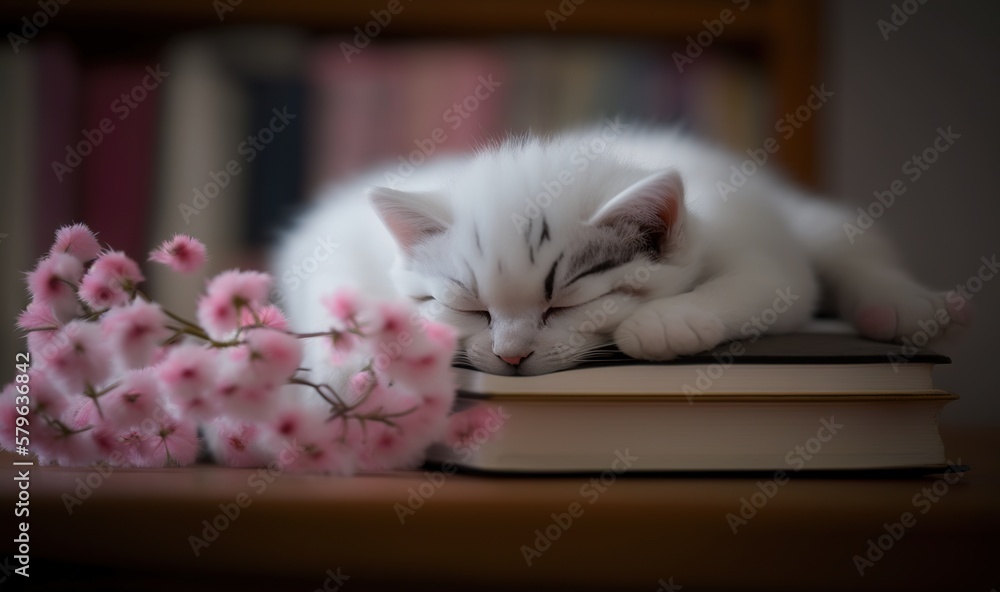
xmin=51 ymin=223 xmax=102 ymax=261
xmin=149 ymin=234 xmax=207 ymax=273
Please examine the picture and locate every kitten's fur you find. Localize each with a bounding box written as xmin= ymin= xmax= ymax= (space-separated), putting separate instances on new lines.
xmin=275 ymin=127 xmax=965 ymax=376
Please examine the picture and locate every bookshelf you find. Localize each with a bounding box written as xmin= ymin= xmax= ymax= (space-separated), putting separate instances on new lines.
xmin=1 ymin=0 xmax=822 ymax=185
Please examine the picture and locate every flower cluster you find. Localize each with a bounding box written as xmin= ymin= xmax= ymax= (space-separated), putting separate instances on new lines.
xmin=1 ymin=225 xmax=464 ymax=474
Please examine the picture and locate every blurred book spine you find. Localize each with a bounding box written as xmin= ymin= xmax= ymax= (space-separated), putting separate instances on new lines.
xmin=78 ymin=61 xmax=160 ymax=259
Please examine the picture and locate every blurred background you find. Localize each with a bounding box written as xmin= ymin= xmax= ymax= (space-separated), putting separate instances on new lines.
xmin=1 ymin=0 xmax=997 ymax=426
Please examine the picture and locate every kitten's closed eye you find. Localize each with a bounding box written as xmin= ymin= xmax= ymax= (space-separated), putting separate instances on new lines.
xmin=440 ymin=302 xmax=491 ymax=325
xmin=542 ymin=307 xmax=571 ymax=324
xmin=464 ymin=309 xmax=491 ymax=325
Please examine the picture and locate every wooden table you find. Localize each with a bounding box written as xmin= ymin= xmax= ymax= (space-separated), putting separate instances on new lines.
xmin=3 ymin=427 xmax=997 ymax=591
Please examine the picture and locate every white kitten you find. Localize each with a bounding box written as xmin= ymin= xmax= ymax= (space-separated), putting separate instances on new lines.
xmin=274 ymin=126 xmax=966 ymax=376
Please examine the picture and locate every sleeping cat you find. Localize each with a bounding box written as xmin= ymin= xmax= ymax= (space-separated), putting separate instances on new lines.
xmin=274 ymin=126 xmax=966 ymax=376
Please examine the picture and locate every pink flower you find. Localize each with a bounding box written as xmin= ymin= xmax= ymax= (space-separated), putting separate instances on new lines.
xmin=262 ymin=409 xmax=354 ymax=473
xmin=197 ymin=270 xmax=273 ymax=340
xmin=89 ymin=424 xmax=129 ymax=461
xmin=206 ymin=269 xmax=272 ymax=305
xmin=157 ymin=343 xmax=217 ymax=401
xmin=348 ymin=370 xmax=376 ymax=398
xmin=354 ymin=383 xmax=437 ymax=471
xmin=374 ymin=301 xmax=412 ymax=338
xmin=101 ymin=300 xmax=171 ymax=369
xmin=196 ymin=291 xmax=240 ymax=341
xmin=267 ymin=405 xmax=333 ymax=442
xmin=26 ymin=253 xmax=83 ymax=309
xmin=17 ymin=301 xmax=60 ymax=331
xmin=425 ymin=321 xmax=458 ymax=351
xmin=78 ymin=251 xmax=144 ymax=309
xmin=324 ymin=331 xmax=363 ymax=364
xmin=206 ymin=418 xmax=271 ymax=467
xmin=29 ymin=371 xmax=70 ymax=420
xmin=140 ymin=415 xmax=199 ymax=467
xmin=212 ymin=360 xmax=282 ymax=421
xmin=444 ymin=405 xmax=502 ymax=449
xmin=50 ymin=223 xmax=102 ymax=261
xmin=285 ymin=440 xmax=354 ymax=474
xmin=321 ymin=289 xmax=360 ymax=324
xmin=149 ymin=234 xmax=207 ymax=273
xmin=18 ymin=302 xmax=63 ymax=358
xmin=78 ymin=271 xmax=129 ymax=309
xmin=102 ymin=369 xmax=163 ymax=429
xmin=89 ymin=250 xmax=144 ymax=285
xmin=245 ymin=329 xmax=303 ymax=382
xmin=118 ymin=428 xmax=153 ymax=466
xmin=46 ymin=321 xmax=112 ymax=395
xmin=33 ymin=419 xmax=102 ymax=466
xmin=240 ymin=304 xmax=288 ymax=330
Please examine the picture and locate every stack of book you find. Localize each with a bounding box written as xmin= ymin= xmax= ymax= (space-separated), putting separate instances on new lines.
xmin=431 ymin=331 xmax=956 ymax=472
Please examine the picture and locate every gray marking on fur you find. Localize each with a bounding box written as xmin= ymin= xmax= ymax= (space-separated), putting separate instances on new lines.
xmin=540 ymin=216 xmax=550 ymax=247
xmin=544 ymin=254 xmax=562 ymax=301
xmin=565 ymin=258 xmax=621 ymax=287
xmin=563 ymin=223 xmax=652 ymax=288
xmin=464 ymin=259 xmax=480 ymax=299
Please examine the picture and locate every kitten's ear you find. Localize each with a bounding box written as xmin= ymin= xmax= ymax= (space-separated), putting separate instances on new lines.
xmin=587 ymin=169 xmax=684 ymax=252
xmin=367 ymin=187 xmax=450 ymax=256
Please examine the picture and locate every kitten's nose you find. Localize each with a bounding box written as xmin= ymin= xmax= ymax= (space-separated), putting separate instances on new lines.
xmin=499 ymin=353 xmax=531 ymax=366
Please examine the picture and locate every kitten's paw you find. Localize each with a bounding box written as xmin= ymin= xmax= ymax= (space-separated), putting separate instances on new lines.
xmin=615 ymin=304 xmax=727 ymax=361
xmin=853 ymin=288 xmax=971 ymax=342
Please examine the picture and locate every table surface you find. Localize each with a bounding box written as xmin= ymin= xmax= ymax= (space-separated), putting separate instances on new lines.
xmin=3 ymin=426 xmax=998 ymax=591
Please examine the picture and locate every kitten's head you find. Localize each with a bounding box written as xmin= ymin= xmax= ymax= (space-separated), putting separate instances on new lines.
xmin=368 ymin=138 xmax=697 ymax=375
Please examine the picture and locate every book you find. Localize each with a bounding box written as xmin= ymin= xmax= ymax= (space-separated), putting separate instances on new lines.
xmin=146 ymin=32 xmax=251 ymax=319
xmin=431 ymin=332 xmax=956 ymax=472
xmin=78 ymin=60 xmax=160 ymax=260
xmin=0 ymin=48 xmax=37 ymax=382
xmin=33 ymin=39 xmax=80 ymax=258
